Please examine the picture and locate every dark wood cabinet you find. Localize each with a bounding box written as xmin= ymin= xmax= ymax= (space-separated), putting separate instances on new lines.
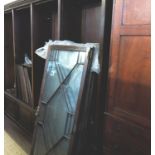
xmin=4 ymin=0 xmax=151 ymax=154
xmin=4 ymin=0 xmax=106 ymax=145
xmin=102 ymin=0 xmax=151 ymax=154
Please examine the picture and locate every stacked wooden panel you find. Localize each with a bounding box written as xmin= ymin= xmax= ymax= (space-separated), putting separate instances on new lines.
xmin=16 ymin=65 xmax=33 ymax=107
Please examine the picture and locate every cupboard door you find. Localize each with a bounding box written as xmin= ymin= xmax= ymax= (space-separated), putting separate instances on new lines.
xmin=103 ymin=0 xmax=151 ymax=154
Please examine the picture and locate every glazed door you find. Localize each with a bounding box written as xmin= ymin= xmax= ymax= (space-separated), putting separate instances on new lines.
xmin=31 ymin=45 xmax=94 ymax=155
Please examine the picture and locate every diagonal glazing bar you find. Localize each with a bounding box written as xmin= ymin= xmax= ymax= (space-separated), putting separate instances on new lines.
xmin=41 ymin=63 xmax=79 ymax=105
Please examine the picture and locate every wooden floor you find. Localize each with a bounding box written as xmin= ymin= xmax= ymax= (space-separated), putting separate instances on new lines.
xmin=4 ymin=115 xmax=32 ymax=155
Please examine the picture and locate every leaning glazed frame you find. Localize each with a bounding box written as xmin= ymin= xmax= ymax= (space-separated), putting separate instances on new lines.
xmin=31 ymin=44 xmax=94 ymax=155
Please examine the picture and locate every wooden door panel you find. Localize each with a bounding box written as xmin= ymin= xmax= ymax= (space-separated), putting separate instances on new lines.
xmin=107 ymin=0 xmax=151 ymax=127
xmin=109 ymin=36 xmax=151 ymax=126
xmin=122 ymin=0 xmax=151 ymax=25
xmin=103 ymin=0 xmax=151 ymax=154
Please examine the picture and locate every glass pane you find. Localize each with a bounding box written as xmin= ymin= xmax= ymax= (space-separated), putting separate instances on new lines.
xmin=42 ymin=50 xmax=79 ymax=103
xmin=41 ymin=60 xmax=61 ymax=103
xmin=44 ymin=88 xmax=68 ymax=149
xmin=64 ymin=64 xmax=84 ymax=111
xmin=43 ymin=64 xmax=84 ymax=154
xmin=33 ymin=127 xmax=47 ymax=155
xmin=47 ymin=138 xmax=69 ymax=155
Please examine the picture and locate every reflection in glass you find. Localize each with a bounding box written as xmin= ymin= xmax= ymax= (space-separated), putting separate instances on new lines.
xmin=42 ymin=50 xmax=79 ymax=103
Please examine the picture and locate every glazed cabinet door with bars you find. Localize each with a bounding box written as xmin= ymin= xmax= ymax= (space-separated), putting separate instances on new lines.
xmin=31 ymin=45 xmax=96 ymax=155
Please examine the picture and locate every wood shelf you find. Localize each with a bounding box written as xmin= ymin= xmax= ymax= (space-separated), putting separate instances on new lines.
xmin=4 ymin=0 xmax=104 ymax=138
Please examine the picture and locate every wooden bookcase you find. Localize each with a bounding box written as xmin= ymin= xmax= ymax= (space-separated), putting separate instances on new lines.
xmin=4 ymin=1 xmax=150 ymax=154
xmin=4 ymin=1 xmax=111 ymax=147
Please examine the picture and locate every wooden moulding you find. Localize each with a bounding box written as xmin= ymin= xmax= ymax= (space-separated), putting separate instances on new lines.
xmin=4 ymin=0 xmax=101 ymax=10
xmin=4 ymin=0 xmax=56 ymax=11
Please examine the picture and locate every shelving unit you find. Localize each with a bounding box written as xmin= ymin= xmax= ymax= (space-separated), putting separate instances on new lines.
xmin=4 ymin=0 xmax=106 ymax=144
xmin=32 ymin=0 xmax=58 ymax=105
